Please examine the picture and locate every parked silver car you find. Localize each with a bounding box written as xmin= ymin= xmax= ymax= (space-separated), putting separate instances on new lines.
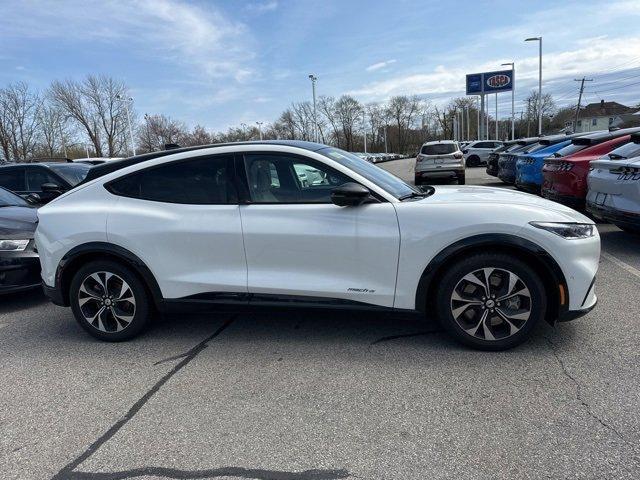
xmin=414 ymin=140 xmax=465 ymax=185
xmin=586 ymin=135 xmax=640 ymax=234
xmin=463 ymin=140 xmax=503 ymax=167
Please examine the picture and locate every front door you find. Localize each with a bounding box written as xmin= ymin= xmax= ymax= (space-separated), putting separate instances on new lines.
xmin=237 ymin=152 xmax=400 ymax=308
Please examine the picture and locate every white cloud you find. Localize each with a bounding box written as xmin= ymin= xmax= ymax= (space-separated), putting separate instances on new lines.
xmin=1 ymin=0 xmax=254 ymax=81
xmin=350 ymin=36 xmax=640 ymax=101
xmin=244 ymin=1 xmax=278 ymax=13
xmin=365 ymin=59 xmax=397 ymax=72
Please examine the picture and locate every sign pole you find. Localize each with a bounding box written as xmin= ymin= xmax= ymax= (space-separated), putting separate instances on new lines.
xmin=495 ymin=93 xmax=498 ymax=140
xmin=480 ymin=94 xmax=485 ymax=141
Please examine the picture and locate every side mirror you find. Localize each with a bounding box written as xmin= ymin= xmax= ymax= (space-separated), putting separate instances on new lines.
xmin=41 ymin=183 xmax=62 ymax=193
xmin=25 ymin=193 xmax=41 ymax=204
xmin=331 ymin=182 xmax=371 ymax=207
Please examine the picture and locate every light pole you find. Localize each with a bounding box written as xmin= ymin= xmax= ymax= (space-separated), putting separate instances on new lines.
xmin=495 ymin=93 xmax=498 ymax=140
xmin=362 ymin=111 xmax=367 ymax=153
xmin=476 ymin=97 xmax=480 ymax=140
xmin=384 ymin=125 xmax=388 ymax=153
xmin=116 ymin=94 xmax=136 ymax=156
xmin=502 ymin=62 xmax=515 ymax=140
xmin=256 ymin=121 xmax=263 ymax=140
xmin=525 ymin=37 xmax=542 ymax=135
xmin=308 ymin=74 xmax=318 ymax=142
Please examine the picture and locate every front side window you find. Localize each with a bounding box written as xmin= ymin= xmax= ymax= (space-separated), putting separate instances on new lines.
xmin=108 ymin=155 xmax=236 ymax=204
xmin=244 ymin=154 xmax=351 ymax=204
xmin=0 ymin=169 xmax=25 ymax=191
xmin=26 ymin=168 xmax=59 ymax=191
xmin=0 ymin=187 xmax=28 ymax=207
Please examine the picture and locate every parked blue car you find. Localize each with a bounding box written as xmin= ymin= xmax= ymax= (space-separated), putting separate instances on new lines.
xmin=515 ymin=140 xmax=572 ymax=192
xmin=497 ymin=141 xmax=544 ymax=184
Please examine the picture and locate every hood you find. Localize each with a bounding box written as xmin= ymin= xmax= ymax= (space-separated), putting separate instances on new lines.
xmin=590 ymin=156 xmax=640 ymax=170
xmin=421 ymin=185 xmax=592 ymax=222
xmin=0 ymin=206 xmax=38 ymax=238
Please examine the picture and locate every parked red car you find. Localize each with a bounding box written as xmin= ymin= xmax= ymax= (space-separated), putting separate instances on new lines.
xmin=542 ymin=128 xmax=640 ymax=209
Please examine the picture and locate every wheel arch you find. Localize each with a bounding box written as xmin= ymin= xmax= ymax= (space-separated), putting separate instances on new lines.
xmin=415 ymin=234 xmax=568 ymax=324
xmin=55 ymin=242 xmax=163 ymax=309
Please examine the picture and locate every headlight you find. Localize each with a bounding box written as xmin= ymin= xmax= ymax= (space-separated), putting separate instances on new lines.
xmin=0 ymin=239 xmax=30 ymax=251
xmin=530 ymin=222 xmax=595 ymax=239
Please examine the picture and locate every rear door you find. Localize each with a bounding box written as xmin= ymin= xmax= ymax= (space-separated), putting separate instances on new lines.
xmin=0 ymin=167 xmax=26 ymax=196
xmin=237 ymin=151 xmax=400 ymax=308
xmin=106 ymin=154 xmax=247 ymax=300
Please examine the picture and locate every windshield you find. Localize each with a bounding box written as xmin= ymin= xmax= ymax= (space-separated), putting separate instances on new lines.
xmin=553 ymin=142 xmax=589 ymax=158
xmin=603 ymin=141 xmax=640 ymax=160
xmin=421 ymin=143 xmax=457 ymax=155
xmin=319 ymin=147 xmax=417 ymax=199
xmin=47 ymin=163 xmax=91 ymax=186
xmin=0 ymin=187 xmax=29 ymax=207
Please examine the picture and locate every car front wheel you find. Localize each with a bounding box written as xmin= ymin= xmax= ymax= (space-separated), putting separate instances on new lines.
xmin=69 ymin=260 xmax=151 ymax=341
xmin=435 ymin=253 xmax=546 ymax=350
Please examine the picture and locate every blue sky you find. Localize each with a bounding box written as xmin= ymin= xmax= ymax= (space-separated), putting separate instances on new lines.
xmin=2 ymin=0 xmax=640 ymax=131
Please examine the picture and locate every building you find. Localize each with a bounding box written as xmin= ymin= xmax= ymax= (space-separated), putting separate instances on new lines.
xmin=569 ymin=100 xmax=639 ymax=133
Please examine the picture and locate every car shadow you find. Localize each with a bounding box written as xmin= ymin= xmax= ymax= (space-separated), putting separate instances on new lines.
xmin=0 ymin=288 xmax=48 ymax=315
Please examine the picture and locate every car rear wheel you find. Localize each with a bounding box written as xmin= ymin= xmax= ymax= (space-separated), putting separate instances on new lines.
xmin=70 ymin=260 xmax=151 ymax=341
xmin=466 ymin=155 xmax=480 ymax=168
xmin=435 ymin=253 xmax=546 ymax=350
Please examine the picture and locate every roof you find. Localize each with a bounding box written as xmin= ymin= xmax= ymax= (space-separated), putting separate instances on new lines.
xmin=580 ymin=101 xmax=636 ymax=117
xmin=83 ymin=140 xmax=327 ymax=184
xmin=572 ymin=126 xmax=640 ymax=145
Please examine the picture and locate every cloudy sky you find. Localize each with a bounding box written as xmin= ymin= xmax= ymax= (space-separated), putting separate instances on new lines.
xmin=2 ymin=0 xmax=640 ymax=131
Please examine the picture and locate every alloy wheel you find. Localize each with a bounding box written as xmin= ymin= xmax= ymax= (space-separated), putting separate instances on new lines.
xmin=450 ymin=267 xmax=532 ymax=341
xmin=77 ymin=271 xmax=136 ymax=333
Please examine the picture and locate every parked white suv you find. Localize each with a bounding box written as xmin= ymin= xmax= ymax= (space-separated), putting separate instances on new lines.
xmin=463 ymin=141 xmax=503 ymax=167
xmin=36 ymin=141 xmax=600 ymax=350
xmin=415 ymin=140 xmax=465 ymax=185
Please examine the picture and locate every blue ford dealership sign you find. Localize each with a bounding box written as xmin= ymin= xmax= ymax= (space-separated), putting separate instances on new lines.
xmin=466 ymin=69 xmax=513 ymax=95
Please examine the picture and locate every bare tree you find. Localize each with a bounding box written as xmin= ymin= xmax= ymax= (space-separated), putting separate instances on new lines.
xmin=37 ymin=105 xmax=66 ymax=157
xmin=0 ymin=82 xmax=42 ymax=162
xmin=50 ymin=75 xmax=130 ymax=157
xmin=318 ymin=96 xmax=341 ymax=148
xmin=335 ymin=95 xmax=362 ymax=151
xmin=386 ymin=95 xmax=421 ymax=154
xmin=137 ymin=114 xmax=188 ymax=152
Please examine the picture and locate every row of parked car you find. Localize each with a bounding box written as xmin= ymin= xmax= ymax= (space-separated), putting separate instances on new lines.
xmin=352 ymin=152 xmax=403 ymax=163
xmin=485 ymin=127 xmax=640 ymax=233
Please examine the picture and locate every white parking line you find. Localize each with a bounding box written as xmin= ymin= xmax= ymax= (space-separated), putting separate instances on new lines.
xmin=602 ymin=252 xmax=640 ymax=280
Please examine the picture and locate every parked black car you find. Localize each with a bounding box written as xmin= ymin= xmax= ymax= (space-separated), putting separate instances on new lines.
xmin=0 ymin=187 xmax=39 ymax=294
xmin=0 ymin=162 xmax=92 ymax=204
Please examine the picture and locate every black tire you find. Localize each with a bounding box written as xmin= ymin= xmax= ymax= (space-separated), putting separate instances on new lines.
xmin=434 ymin=253 xmax=546 ymax=351
xmin=69 ymin=260 xmax=151 ymax=341
xmin=457 ymin=174 xmax=466 ymax=185
xmin=466 ymin=155 xmax=480 ymax=168
xmin=614 ymin=223 xmax=640 ymax=235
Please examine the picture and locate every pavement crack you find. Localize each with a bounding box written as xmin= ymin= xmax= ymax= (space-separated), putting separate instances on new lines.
xmin=51 ymin=316 xmax=237 ymax=480
xmin=369 ymin=329 xmax=439 ymax=347
xmin=62 ymin=466 xmax=351 ymax=480
xmin=545 ymin=335 xmax=633 ymax=448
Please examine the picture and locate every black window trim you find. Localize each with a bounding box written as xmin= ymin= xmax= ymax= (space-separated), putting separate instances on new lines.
xmin=234 ymin=151 xmax=385 ymax=205
xmin=104 ymin=153 xmax=239 ymax=205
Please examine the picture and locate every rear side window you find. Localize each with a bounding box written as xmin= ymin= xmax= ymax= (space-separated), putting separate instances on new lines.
xmin=421 ymin=143 xmax=456 ymax=155
xmin=26 ymin=168 xmax=60 ymax=191
xmin=108 ymin=155 xmax=236 ymax=204
xmin=0 ymin=169 xmax=25 ymax=191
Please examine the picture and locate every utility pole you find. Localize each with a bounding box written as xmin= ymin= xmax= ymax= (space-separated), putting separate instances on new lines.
xmin=573 ymin=77 xmax=593 ymax=133
xmin=308 ymin=74 xmax=318 ymax=142
xmin=362 ymin=111 xmax=367 ymax=153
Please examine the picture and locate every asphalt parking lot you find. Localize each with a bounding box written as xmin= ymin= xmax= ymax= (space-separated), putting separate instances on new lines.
xmin=2 ymin=158 xmax=640 ymax=480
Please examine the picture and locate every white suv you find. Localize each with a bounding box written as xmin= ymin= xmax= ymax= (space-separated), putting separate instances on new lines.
xmin=36 ymin=141 xmax=600 ymax=350
xmin=415 ymin=140 xmax=465 ymax=185
xmin=463 ymin=140 xmax=503 ymax=167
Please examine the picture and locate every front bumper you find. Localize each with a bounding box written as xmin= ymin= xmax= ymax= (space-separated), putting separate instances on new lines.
xmin=0 ymin=248 xmax=41 ymax=294
xmin=42 ymin=282 xmax=66 ymax=306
